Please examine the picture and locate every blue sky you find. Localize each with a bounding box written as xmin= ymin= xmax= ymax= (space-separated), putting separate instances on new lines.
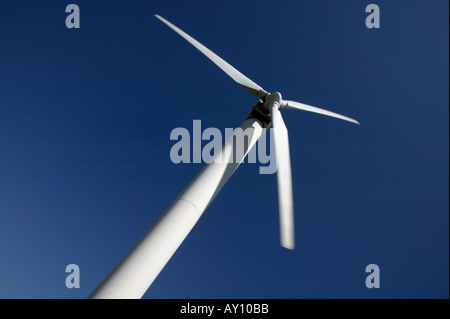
xmin=0 ymin=0 xmax=448 ymax=299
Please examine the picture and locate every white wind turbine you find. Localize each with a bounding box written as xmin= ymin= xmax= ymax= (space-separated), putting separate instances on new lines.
xmin=88 ymin=15 xmax=359 ymax=299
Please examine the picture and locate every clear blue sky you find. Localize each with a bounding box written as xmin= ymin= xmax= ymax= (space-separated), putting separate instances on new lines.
xmin=0 ymin=0 xmax=448 ymax=299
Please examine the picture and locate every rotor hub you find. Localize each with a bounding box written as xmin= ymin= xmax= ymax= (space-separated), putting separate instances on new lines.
xmin=262 ymin=92 xmax=283 ymax=112
xmin=268 ymin=92 xmax=282 ymax=104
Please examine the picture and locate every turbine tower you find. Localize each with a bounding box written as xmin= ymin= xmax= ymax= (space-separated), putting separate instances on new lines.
xmin=88 ymin=15 xmax=359 ymax=299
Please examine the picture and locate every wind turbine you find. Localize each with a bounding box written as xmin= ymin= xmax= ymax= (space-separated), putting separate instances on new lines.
xmin=88 ymin=15 xmax=359 ymax=299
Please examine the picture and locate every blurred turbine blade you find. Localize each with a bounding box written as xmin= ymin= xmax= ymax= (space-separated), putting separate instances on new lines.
xmin=155 ymin=15 xmax=265 ymax=97
xmin=270 ymin=103 xmax=295 ymax=250
xmin=282 ymin=100 xmax=360 ymax=125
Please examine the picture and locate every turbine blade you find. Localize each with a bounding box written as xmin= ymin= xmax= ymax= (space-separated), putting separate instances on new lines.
xmin=282 ymin=100 xmax=360 ymax=125
xmin=155 ymin=15 xmax=265 ymax=97
xmin=270 ymin=104 xmax=295 ymax=250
